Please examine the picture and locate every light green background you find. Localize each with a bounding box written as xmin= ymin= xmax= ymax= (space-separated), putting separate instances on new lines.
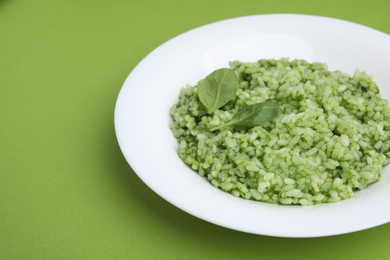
xmin=1 ymin=0 xmax=389 ymax=259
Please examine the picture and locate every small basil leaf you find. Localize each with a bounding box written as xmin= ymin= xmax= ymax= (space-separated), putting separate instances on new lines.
xmin=210 ymin=101 xmax=281 ymax=131
xmin=197 ymin=68 xmax=238 ymax=114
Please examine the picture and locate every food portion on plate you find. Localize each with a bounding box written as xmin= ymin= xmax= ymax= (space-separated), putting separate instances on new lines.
xmin=170 ymin=58 xmax=390 ymax=206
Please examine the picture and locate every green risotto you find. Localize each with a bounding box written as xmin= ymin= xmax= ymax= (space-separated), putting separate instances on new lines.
xmin=170 ymin=58 xmax=390 ymax=205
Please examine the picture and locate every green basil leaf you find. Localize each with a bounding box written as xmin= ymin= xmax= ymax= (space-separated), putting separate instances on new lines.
xmin=210 ymin=101 xmax=282 ymax=131
xmin=197 ymin=68 xmax=238 ymax=114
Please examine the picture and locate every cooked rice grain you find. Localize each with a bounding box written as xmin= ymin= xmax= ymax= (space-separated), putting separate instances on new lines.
xmin=170 ymin=58 xmax=390 ymax=205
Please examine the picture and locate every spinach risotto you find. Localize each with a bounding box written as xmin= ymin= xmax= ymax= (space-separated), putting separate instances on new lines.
xmin=170 ymin=58 xmax=390 ymax=205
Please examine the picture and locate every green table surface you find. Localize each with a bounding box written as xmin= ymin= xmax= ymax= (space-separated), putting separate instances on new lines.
xmin=1 ymin=0 xmax=390 ymax=259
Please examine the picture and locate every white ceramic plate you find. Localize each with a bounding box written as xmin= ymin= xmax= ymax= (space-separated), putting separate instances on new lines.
xmin=115 ymin=14 xmax=390 ymax=237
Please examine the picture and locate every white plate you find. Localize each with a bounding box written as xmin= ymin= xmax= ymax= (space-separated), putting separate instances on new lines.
xmin=115 ymin=14 xmax=390 ymax=237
